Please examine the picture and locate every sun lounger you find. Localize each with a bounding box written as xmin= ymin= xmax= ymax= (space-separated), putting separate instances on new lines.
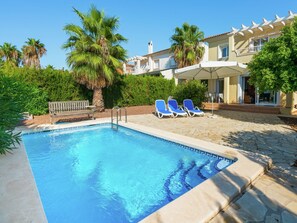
xmin=168 ymin=99 xmax=188 ymax=117
xmin=155 ymin=99 xmax=173 ymax=118
xmin=183 ymin=99 xmax=204 ymax=117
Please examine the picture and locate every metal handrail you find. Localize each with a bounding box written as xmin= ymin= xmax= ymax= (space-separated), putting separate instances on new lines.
xmin=111 ymin=106 xmax=119 ymax=130
xmin=111 ymin=106 xmax=127 ymax=130
xmin=117 ymin=107 xmax=127 ymax=123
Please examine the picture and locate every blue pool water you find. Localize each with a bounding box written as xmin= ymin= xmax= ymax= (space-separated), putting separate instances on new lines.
xmin=22 ymin=124 xmax=234 ymax=223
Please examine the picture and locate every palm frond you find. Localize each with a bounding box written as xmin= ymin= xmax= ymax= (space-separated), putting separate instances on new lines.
xmin=63 ymin=6 xmax=127 ymax=88
xmin=170 ymin=23 xmax=205 ymax=68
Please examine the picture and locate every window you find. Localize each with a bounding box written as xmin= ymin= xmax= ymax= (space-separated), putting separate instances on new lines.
xmin=154 ymin=60 xmax=159 ymax=69
xmin=218 ymin=44 xmax=229 ymax=59
xmin=216 ymin=79 xmax=224 ymax=103
xmin=201 ymin=79 xmax=208 ymax=87
xmin=258 ymin=91 xmax=277 ymax=105
xmin=169 ymin=57 xmax=176 ymax=67
xmin=216 ymin=79 xmax=224 ymax=94
xmin=250 ymin=37 xmax=268 ymax=52
xmin=221 ymin=46 xmax=229 ymax=58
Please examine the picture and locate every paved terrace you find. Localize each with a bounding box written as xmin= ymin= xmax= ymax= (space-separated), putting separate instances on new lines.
xmin=128 ymin=110 xmax=297 ymax=222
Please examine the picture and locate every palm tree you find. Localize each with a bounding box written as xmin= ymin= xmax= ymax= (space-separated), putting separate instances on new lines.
xmin=0 ymin=42 xmax=21 ymax=67
xmin=22 ymin=38 xmax=46 ymax=68
xmin=170 ymin=23 xmax=205 ymax=68
xmin=63 ymin=6 xmax=127 ymax=111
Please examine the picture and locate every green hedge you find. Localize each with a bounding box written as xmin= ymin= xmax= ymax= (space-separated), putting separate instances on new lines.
xmin=103 ymin=75 xmax=175 ymax=108
xmin=3 ymin=66 xmax=91 ymax=101
xmin=0 ymin=66 xmax=92 ymax=114
xmin=1 ymin=66 xmax=207 ymax=116
xmin=173 ymin=80 xmax=207 ymax=106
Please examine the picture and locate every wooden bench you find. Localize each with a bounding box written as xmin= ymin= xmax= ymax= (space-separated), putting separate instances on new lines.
xmin=48 ymin=100 xmax=96 ymax=124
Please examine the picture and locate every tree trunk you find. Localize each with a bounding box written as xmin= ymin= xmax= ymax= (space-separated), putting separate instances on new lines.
xmin=93 ymin=87 xmax=105 ymax=112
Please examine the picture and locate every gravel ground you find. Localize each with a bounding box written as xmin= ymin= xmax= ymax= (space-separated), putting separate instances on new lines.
xmin=21 ymin=105 xmax=297 ymax=132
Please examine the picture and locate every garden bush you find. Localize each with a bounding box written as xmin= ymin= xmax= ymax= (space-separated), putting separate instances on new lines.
xmin=173 ymin=80 xmax=207 ymax=106
xmin=0 ymin=74 xmax=38 ymax=154
xmin=103 ymin=75 xmax=175 ymax=108
xmin=22 ymin=85 xmax=48 ymax=115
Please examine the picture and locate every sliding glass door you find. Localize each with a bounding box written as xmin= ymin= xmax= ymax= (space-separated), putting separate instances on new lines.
xmin=241 ymin=76 xmax=279 ymax=106
xmin=256 ymin=90 xmax=278 ymax=105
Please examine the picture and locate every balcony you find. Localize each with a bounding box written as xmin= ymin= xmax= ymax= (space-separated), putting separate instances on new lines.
xmin=130 ymin=63 xmax=177 ymax=75
xmin=234 ymin=45 xmax=264 ymax=56
xmin=131 ymin=65 xmax=150 ymax=75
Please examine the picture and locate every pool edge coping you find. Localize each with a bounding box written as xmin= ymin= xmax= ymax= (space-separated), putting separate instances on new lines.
xmin=120 ymin=121 xmax=271 ymax=223
xmin=5 ymin=118 xmax=271 ymax=223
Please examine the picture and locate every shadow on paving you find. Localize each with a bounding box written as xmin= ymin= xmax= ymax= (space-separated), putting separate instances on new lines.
xmin=205 ymin=144 xmax=297 ymax=222
xmin=212 ymin=110 xmax=286 ymax=125
xmin=222 ymin=129 xmax=297 ymax=194
xmin=209 ymin=166 xmax=297 ymax=222
xmin=279 ymin=116 xmax=297 ymax=132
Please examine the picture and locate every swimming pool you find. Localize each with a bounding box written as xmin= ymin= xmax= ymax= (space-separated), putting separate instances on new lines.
xmin=22 ymin=124 xmax=234 ymax=223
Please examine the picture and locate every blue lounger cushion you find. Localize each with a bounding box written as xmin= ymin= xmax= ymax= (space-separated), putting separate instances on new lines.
xmin=168 ymin=99 xmax=188 ymax=117
xmin=183 ymin=99 xmax=204 ymax=117
xmin=155 ymin=99 xmax=173 ymax=118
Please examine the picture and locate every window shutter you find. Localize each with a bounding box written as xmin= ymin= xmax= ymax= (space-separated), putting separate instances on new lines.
xmin=218 ymin=46 xmax=221 ymax=59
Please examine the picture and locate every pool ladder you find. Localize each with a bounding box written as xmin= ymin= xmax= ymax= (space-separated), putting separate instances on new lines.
xmin=111 ymin=106 xmax=127 ymax=130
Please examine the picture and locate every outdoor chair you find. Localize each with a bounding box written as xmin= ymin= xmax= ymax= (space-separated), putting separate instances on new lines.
xmin=168 ymin=99 xmax=188 ymax=118
xmin=155 ymin=99 xmax=173 ymax=118
xmin=183 ymin=99 xmax=204 ymax=117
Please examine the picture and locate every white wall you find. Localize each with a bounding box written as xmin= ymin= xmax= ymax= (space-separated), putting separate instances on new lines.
xmin=161 ymin=69 xmax=174 ymax=80
xmin=151 ymin=52 xmax=176 ymax=70
xmin=201 ymin=42 xmax=209 ymax=62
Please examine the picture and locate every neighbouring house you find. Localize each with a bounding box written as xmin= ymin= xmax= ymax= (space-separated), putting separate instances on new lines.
xmin=123 ymin=41 xmax=177 ymax=80
xmin=123 ymin=41 xmax=208 ymax=81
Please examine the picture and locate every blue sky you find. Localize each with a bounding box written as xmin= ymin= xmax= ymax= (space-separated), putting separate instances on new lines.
xmin=1 ymin=0 xmax=296 ymax=69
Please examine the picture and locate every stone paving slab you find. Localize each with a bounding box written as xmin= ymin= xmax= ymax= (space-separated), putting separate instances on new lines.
xmin=0 ymin=143 xmax=47 ymax=223
xmin=128 ymin=110 xmax=297 ymax=222
xmin=210 ymin=175 xmax=297 ymax=223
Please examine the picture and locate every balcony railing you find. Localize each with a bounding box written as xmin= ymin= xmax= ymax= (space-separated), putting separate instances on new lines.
xmin=235 ymin=46 xmax=263 ymax=56
xmin=130 ymin=63 xmax=177 ymax=75
xmin=131 ymin=65 xmax=150 ymax=74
